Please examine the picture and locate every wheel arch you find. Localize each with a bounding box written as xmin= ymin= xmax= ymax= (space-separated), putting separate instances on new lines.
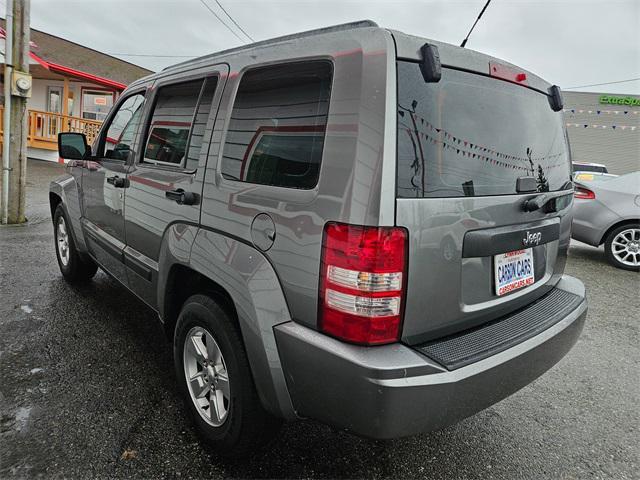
xmin=599 ymin=218 xmax=640 ymax=245
xmin=49 ymin=176 xmax=87 ymax=252
xmin=49 ymin=191 xmax=63 ymax=221
xmin=159 ymin=227 xmax=296 ymax=420
xmin=161 ymin=263 xmax=237 ymax=342
xmin=49 ymin=189 xmax=86 ymax=254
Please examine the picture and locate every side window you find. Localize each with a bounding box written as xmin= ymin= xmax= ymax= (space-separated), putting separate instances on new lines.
xmin=221 ymin=61 xmax=332 ymax=189
xmin=142 ymin=78 xmax=217 ymax=170
xmin=102 ymin=93 xmax=145 ymax=160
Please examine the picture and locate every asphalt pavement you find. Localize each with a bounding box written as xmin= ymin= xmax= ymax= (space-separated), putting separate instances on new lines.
xmin=1 ymin=159 xmax=638 ymax=479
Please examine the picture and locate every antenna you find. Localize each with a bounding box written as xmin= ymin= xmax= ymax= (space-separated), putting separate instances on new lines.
xmin=460 ymin=0 xmax=492 ymax=48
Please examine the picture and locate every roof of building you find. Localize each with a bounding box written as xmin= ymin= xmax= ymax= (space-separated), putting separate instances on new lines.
xmin=564 ymin=91 xmax=639 ymax=98
xmin=0 ymin=18 xmax=153 ymax=86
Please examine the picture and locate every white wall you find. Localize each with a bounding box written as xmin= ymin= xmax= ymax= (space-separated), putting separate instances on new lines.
xmin=563 ymin=91 xmax=640 ymax=175
xmin=29 ymin=78 xmax=118 ymax=118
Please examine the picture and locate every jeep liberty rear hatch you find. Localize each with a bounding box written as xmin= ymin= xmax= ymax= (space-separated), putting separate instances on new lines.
xmin=395 ymin=56 xmax=573 ymax=345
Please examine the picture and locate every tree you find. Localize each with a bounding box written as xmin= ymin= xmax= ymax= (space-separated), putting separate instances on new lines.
xmin=536 ymin=164 xmax=550 ymax=192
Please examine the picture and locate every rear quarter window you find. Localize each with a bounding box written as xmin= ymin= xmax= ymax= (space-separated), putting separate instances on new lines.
xmin=221 ymin=61 xmax=332 ymax=189
xmin=397 ymin=62 xmax=571 ymax=198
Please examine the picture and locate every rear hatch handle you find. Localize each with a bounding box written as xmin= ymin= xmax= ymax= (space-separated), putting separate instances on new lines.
xmin=523 ymin=183 xmax=573 ymax=213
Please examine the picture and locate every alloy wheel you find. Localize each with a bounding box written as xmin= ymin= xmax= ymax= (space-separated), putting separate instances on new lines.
xmin=611 ymin=228 xmax=640 ymax=267
xmin=183 ymin=326 xmax=231 ymax=427
xmin=56 ymin=216 xmax=70 ymax=266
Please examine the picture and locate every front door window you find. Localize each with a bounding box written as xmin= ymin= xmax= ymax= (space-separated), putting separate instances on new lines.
xmin=101 ymin=93 xmax=146 ymax=161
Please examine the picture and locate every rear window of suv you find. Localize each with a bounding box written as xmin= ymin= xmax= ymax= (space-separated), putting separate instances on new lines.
xmin=396 ymin=62 xmax=571 ymax=198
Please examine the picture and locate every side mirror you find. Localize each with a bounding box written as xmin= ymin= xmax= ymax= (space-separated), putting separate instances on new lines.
xmin=58 ymin=132 xmax=90 ymax=160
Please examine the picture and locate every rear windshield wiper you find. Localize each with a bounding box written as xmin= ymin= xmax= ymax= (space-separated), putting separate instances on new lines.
xmin=523 ymin=181 xmax=573 ymax=213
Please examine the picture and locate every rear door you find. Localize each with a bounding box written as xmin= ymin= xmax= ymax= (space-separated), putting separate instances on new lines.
xmin=395 ymin=62 xmax=573 ymax=345
xmin=123 ymin=66 xmax=227 ymax=308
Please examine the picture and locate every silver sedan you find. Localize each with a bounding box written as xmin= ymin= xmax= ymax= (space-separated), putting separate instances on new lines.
xmin=572 ymin=171 xmax=640 ymax=271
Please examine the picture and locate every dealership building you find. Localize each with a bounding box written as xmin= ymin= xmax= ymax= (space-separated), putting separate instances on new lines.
xmin=562 ymin=91 xmax=639 ymax=174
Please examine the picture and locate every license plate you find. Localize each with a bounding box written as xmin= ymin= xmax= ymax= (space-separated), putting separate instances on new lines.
xmin=494 ymin=248 xmax=535 ymax=296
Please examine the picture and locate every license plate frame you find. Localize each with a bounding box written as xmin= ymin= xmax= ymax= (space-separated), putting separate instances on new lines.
xmin=494 ymin=248 xmax=535 ymax=296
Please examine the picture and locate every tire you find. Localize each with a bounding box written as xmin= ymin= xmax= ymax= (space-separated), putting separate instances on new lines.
xmin=174 ymin=294 xmax=281 ymax=456
xmin=604 ymin=223 xmax=640 ymax=271
xmin=53 ymin=204 xmax=98 ymax=283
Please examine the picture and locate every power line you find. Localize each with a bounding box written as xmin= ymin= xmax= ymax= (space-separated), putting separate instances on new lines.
xmin=460 ymin=0 xmax=492 ymax=48
xmin=213 ymin=0 xmax=254 ymax=42
xmin=198 ymin=0 xmax=247 ymax=44
xmin=564 ymin=77 xmax=640 ymax=90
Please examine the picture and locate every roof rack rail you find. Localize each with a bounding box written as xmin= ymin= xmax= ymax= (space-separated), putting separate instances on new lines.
xmin=162 ymin=20 xmax=379 ymax=71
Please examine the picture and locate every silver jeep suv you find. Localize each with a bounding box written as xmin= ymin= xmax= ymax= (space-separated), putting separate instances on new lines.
xmin=51 ymin=21 xmax=587 ymax=455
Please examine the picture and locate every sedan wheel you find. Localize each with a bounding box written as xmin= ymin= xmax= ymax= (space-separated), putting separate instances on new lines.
xmin=605 ymin=224 xmax=640 ymax=271
xmin=610 ymin=228 xmax=640 ymax=268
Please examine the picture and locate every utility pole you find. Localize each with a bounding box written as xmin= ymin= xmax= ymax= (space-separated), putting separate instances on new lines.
xmin=1 ymin=0 xmax=14 ymax=224
xmin=2 ymin=0 xmax=31 ymax=224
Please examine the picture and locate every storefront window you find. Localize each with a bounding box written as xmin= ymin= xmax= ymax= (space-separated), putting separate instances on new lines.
xmin=82 ymin=90 xmax=114 ymax=121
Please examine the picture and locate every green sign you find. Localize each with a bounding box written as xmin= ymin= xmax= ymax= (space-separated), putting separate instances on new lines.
xmin=599 ymin=95 xmax=640 ymax=107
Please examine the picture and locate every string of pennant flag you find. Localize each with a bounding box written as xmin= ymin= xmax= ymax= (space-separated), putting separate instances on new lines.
xmin=564 ymin=108 xmax=640 ymax=115
xmin=403 ymin=114 xmax=565 ymax=166
xmin=565 ymin=123 xmax=637 ymax=131
xmin=403 ymin=126 xmax=566 ymax=172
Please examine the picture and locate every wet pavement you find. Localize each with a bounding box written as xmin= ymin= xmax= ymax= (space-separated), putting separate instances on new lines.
xmin=1 ymin=159 xmax=638 ymax=479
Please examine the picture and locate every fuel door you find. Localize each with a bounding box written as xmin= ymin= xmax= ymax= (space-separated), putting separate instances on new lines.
xmin=251 ymin=213 xmax=276 ymax=252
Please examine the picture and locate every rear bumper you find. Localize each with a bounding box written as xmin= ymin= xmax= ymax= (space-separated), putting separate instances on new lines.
xmin=571 ymin=199 xmax=608 ymax=246
xmin=572 ymin=218 xmax=602 ymax=246
xmin=274 ymin=275 xmax=587 ymax=439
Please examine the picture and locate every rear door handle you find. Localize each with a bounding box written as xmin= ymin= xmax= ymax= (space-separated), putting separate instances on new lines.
xmin=165 ymin=188 xmax=198 ymax=205
xmin=106 ymin=175 xmax=129 ymax=188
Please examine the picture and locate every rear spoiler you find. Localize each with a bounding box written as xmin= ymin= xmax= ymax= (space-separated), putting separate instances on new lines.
xmin=415 ymin=40 xmax=563 ymax=112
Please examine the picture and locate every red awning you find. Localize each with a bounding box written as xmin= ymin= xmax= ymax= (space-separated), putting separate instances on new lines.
xmin=29 ymin=52 xmax=127 ymax=91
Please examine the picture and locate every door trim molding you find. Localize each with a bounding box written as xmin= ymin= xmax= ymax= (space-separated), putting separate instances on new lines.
xmin=82 ymin=218 xmax=125 ymax=261
xmin=123 ymin=246 xmax=158 ymax=282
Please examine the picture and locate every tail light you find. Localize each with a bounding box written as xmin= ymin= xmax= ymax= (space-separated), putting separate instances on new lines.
xmin=574 ymin=186 xmax=595 ymax=199
xmin=318 ymin=222 xmax=408 ymax=345
xmin=489 ymin=62 xmax=529 ymax=85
